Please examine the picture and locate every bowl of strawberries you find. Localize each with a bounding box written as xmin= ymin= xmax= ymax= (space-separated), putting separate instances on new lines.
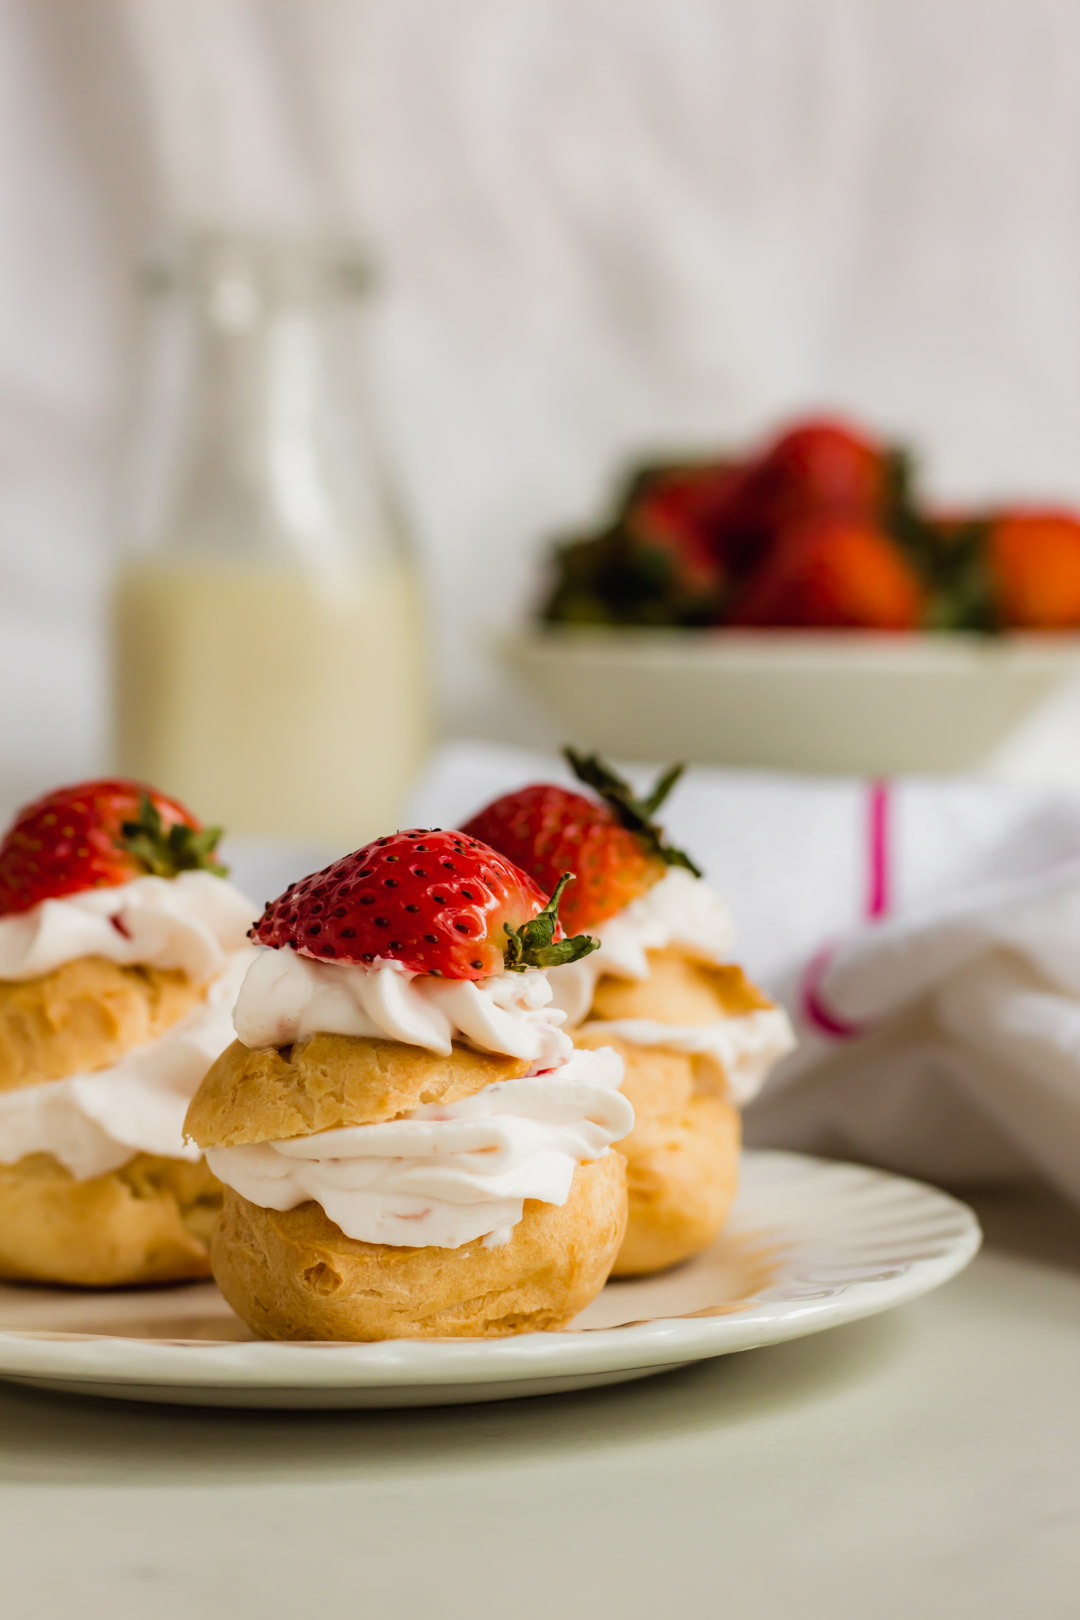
xmin=509 ymin=416 xmax=1080 ymax=774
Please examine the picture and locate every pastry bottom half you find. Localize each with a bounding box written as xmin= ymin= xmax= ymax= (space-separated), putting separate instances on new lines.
xmin=578 ymin=1036 xmax=740 ymax=1278
xmin=211 ymin=1152 xmax=628 ymax=1342
xmin=0 ymin=1152 xmax=222 ymax=1287
xmin=614 ymin=1091 xmax=739 ymax=1277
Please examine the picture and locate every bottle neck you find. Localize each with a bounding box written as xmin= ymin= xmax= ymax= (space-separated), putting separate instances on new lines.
xmin=125 ymin=238 xmax=401 ymax=577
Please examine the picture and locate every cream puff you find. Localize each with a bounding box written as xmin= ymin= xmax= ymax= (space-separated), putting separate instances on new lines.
xmin=463 ymin=751 xmax=794 ymax=1275
xmin=0 ymin=777 xmax=255 ymax=1285
xmin=185 ymin=829 xmax=633 ymax=1340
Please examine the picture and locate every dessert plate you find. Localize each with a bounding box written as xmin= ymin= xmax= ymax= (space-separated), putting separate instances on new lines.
xmin=0 ymin=1151 xmax=979 ymax=1409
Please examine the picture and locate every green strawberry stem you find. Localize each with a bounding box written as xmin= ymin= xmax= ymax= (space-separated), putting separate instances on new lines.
xmin=564 ymin=749 xmax=703 ymax=878
xmin=923 ymin=517 xmax=998 ymax=632
xmin=119 ymin=792 xmax=228 ymax=880
xmin=503 ymin=872 xmax=599 ymax=972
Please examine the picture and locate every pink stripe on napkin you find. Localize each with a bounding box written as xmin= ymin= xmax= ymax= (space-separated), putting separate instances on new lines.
xmin=866 ymin=779 xmax=891 ymax=920
xmin=800 ymin=779 xmax=893 ymax=1040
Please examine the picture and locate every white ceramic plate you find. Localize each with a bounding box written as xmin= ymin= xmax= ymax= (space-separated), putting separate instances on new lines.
xmin=507 ymin=626 xmax=1080 ymax=774
xmin=0 ymin=1151 xmax=979 ymax=1409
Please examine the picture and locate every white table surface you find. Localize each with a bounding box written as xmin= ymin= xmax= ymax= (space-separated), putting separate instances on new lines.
xmin=2 ymin=1187 xmax=1077 ymax=1620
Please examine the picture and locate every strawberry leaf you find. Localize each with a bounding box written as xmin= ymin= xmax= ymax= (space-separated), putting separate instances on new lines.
xmin=119 ymin=792 xmax=228 ymax=879
xmin=503 ymin=872 xmax=599 ymax=972
xmin=564 ymin=749 xmax=703 ymax=878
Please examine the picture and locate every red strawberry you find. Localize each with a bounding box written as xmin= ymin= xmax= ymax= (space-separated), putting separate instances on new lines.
xmin=462 ymin=752 xmax=701 ymax=935
xmin=250 ymin=829 xmax=597 ymax=980
xmin=745 ymin=418 xmax=887 ymax=520
xmin=987 ymin=509 xmax=1080 ymax=630
xmin=541 ymin=463 xmax=738 ymax=629
xmin=621 ymin=461 xmax=737 ymax=601
xmin=540 ymin=418 xmax=915 ymax=629
xmin=729 ymin=516 xmax=925 ymax=630
xmin=711 ymin=417 xmax=898 ymax=579
xmin=0 ymin=779 xmax=225 ymax=917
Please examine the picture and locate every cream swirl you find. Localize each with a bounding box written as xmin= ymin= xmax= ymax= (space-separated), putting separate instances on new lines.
xmin=0 ymin=950 xmax=255 ymax=1179
xmin=233 ymin=947 xmax=572 ymax=1065
xmin=205 ymin=1045 xmax=632 ymax=1249
xmin=547 ymin=867 xmax=736 ymax=1025
xmin=580 ymin=1006 xmax=795 ymax=1106
xmin=0 ymin=872 xmax=256 ymax=985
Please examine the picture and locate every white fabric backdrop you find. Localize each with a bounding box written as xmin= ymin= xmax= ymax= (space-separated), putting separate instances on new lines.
xmin=3 ymin=0 xmax=1080 ymax=815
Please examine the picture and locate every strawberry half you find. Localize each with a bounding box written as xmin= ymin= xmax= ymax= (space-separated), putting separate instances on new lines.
xmin=249 ymin=829 xmax=598 ymax=980
xmin=462 ymin=751 xmax=701 ymax=936
xmin=0 ymin=779 xmax=226 ymax=918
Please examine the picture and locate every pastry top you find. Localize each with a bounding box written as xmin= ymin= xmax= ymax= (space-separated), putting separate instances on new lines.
xmin=0 ymin=949 xmax=249 ymax=1171
xmin=201 ymin=1043 xmax=630 ymax=1250
xmin=590 ymin=947 xmax=772 ymax=1025
xmin=185 ymin=1033 xmax=532 ymax=1148
xmin=0 ymin=955 xmax=205 ymax=1092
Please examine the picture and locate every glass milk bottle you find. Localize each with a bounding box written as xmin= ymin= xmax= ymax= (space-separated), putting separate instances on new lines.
xmin=112 ymin=233 xmax=429 ymax=845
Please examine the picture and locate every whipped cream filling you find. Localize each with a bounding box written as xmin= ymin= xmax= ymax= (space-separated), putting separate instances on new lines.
xmin=0 ymin=871 xmax=256 ymax=984
xmin=206 ymin=1045 xmax=633 ymax=1250
xmin=547 ymin=867 xmax=736 ymax=1026
xmin=543 ymin=868 xmax=792 ymax=1104
xmin=580 ymin=1006 xmax=795 ymax=1106
xmin=0 ymin=950 xmax=255 ymax=1180
xmin=233 ymin=947 xmax=572 ymax=1065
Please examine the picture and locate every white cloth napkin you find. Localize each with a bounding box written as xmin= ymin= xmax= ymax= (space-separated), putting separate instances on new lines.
xmin=410 ymin=741 xmax=1080 ymax=1207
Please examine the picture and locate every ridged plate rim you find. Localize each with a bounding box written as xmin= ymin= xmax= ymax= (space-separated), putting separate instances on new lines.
xmin=0 ymin=1151 xmax=980 ymax=1396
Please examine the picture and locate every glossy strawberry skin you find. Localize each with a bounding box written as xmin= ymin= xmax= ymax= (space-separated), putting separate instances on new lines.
xmin=250 ymin=829 xmax=559 ymax=980
xmin=462 ymin=785 xmax=662 ymax=936
xmin=729 ymin=516 xmax=924 ymax=631
xmin=0 ymin=779 xmax=202 ymax=917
